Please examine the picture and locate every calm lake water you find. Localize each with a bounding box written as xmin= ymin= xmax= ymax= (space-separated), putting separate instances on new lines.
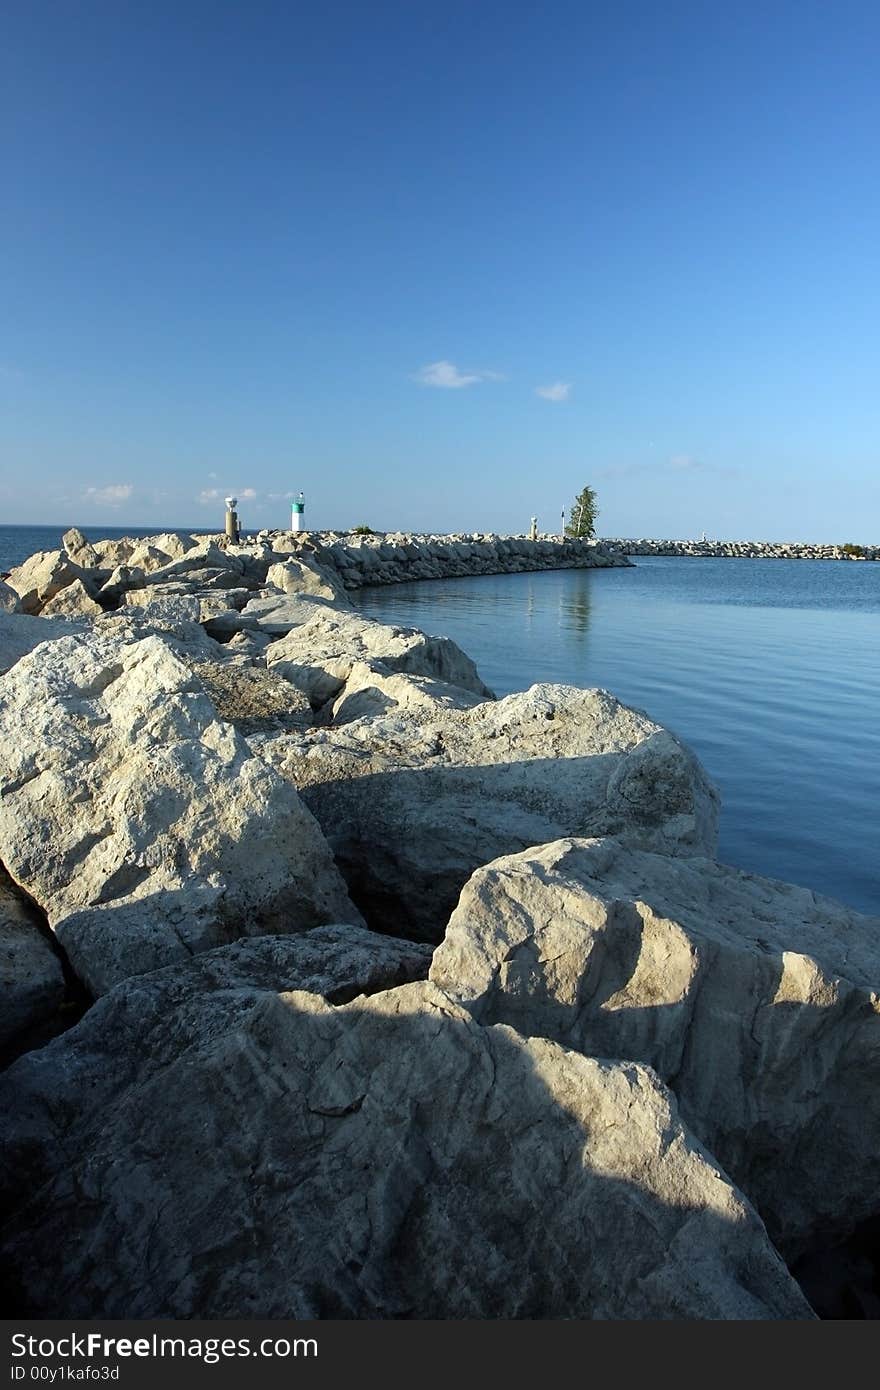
xmin=356 ymin=557 xmax=880 ymax=915
xmin=4 ymin=527 xmax=877 ymax=914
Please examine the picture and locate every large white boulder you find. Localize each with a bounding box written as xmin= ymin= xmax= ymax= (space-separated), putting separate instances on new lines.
xmin=0 ymin=978 xmax=810 ymax=1318
xmin=431 ymin=837 xmax=880 ymax=1257
xmin=327 ymin=661 xmax=485 ymax=724
xmin=39 ymin=578 xmax=104 ymax=617
xmin=0 ymin=630 xmax=362 ymax=993
xmin=257 ymin=684 xmax=719 ymax=939
xmin=266 ymin=556 xmax=350 ymax=605
xmin=6 ymin=549 xmax=97 ymax=614
xmin=266 ymin=605 xmax=494 ymax=708
xmin=61 ymin=528 xmax=101 ymax=568
xmin=0 ymin=610 xmax=86 ymax=675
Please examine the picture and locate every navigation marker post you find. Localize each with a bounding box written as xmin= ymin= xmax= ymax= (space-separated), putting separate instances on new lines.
xmin=291 ymin=491 xmax=306 ymax=532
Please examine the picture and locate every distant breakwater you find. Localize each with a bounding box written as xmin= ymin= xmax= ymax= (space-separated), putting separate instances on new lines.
xmin=254 ymin=531 xmax=632 ymax=587
xmin=605 ymin=538 xmax=878 ymax=560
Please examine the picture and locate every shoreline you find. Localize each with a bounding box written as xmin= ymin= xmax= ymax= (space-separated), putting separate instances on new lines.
xmin=0 ymin=525 xmax=878 ymax=1319
xmin=605 ymin=537 xmax=878 ymax=560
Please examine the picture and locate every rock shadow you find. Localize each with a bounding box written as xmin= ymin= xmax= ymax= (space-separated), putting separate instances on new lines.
xmin=0 ymin=981 xmax=811 ymax=1320
xmin=299 ymin=750 xmax=711 ymax=942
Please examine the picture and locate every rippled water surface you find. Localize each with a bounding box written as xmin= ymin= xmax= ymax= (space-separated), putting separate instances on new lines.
xmin=356 ymin=557 xmax=880 ymax=914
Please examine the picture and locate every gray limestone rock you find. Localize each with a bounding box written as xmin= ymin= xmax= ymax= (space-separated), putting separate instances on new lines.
xmin=0 ymin=611 xmax=86 ymax=675
xmin=0 ymin=629 xmax=362 ymax=993
xmin=39 ymin=578 xmax=104 ymax=618
xmin=0 ymin=978 xmax=811 ymax=1319
xmin=266 ymin=604 xmax=494 ymax=710
xmin=5 ymin=549 xmax=97 ymax=614
xmin=430 ymin=837 xmax=880 ymax=1257
xmin=257 ymin=684 xmax=719 ymax=939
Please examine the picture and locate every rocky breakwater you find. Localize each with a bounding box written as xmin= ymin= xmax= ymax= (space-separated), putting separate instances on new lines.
xmin=607 ymin=537 xmax=879 ymax=560
xmin=252 ymin=528 xmax=633 ymax=587
xmin=0 ymin=526 xmax=876 ymax=1318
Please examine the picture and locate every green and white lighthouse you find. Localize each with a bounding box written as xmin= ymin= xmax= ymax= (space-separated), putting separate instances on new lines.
xmin=291 ymin=491 xmax=305 ymax=532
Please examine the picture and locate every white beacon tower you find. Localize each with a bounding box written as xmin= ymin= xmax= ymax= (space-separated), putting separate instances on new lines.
xmin=291 ymin=491 xmax=305 ymax=532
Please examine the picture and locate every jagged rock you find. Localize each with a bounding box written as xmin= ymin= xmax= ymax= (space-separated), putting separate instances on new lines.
xmin=328 ymin=661 xmax=485 ymax=724
xmin=5 ymin=550 xmax=97 ymax=614
xmin=266 ymin=605 xmax=494 ymax=710
xmin=61 ymin=528 xmax=101 ymax=568
xmin=39 ymin=578 xmax=103 ymax=618
xmin=430 ymin=837 xmax=880 ymax=1258
xmin=98 ymin=565 xmax=146 ymax=606
xmin=266 ymin=557 xmax=350 ymax=605
xmin=223 ymin=629 xmax=273 ymax=659
xmin=96 ymin=608 xmax=225 ymax=667
xmin=118 ymin=592 xmax=202 ymax=625
xmin=145 ymin=542 xmax=245 ymax=586
xmin=0 ymin=611 xmax=86 ymax=675
xmin=0 ymin=868 xmax=65 ymax=1054
xmin=0 ymin=629 xmax=362 ymax=993
xmin=0 ymin=581 xmax=21 ymax=613
xmin=0 ymin=979 xmax=811 ymax=1319
xmin=226 ymin=592 xmax=341 ymax=637
xmin=100 ymin=924 xmax=432 ymax=1002
xmin=257 ymin=684 xmax=719 ymax=939
xmin=124 ymin=533 xmax=199 ymax=570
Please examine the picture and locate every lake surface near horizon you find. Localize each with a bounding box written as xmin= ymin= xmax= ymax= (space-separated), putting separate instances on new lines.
xmin=2 ymin=526 xmax=877 ymax=916
xmin=356 ymin=556 xmax=880 ymax=915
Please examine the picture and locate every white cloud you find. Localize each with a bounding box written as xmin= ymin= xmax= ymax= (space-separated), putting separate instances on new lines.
xmin=239 ymin=487 xmax=257 ymax=500
xmin=207 ymin=471 xmax=218 ymax=479
xmin=413 ymin=360 xmax=502 ymax=389
xmin=198 ymin=488 xmax=222 ymax=504
xmin=84 ymin=484 xmax=133 ymax=506
xmin=536 ymin=382 xmax=571 ymax=402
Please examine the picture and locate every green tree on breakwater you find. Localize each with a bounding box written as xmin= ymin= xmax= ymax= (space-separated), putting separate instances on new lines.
xmin=565 ymin=485 xmax=598 ymax=539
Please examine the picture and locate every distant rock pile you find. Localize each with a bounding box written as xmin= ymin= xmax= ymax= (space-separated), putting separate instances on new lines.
xmin=0 ymin=525 xmax=877 ymax=1320
xmin=608 ymin=537 xmax=878 ymax=560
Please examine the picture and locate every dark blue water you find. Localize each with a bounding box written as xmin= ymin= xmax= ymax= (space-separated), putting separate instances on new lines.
xmin=355 ymin=558 xmax=880 ymax=915
xmin=0 ymin=524 xmax=191 ymax=573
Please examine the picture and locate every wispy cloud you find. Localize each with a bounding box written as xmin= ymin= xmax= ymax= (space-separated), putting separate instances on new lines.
xmin=597 ymin=454 xmax=740 ymax=481
xmin=83 ymin=484 xmax=133 ymax=506
xmin=413 ymin=360 xmax=503 ymax=389
xmin=536 ymin=382 xmax=571 ymax=402
xmin=199 ymin=485 xmax=259 ymax=505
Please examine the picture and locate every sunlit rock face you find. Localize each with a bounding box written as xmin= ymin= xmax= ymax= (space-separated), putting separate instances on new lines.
xmin=0 ymin=628 xmax=362 ymax=994
xmin=0 ymin=977 xmax=811 ymax=1319
xmin=431 ymin=836 xmax=880 ymax=1257
xmin=256 ymin=684 xmax=719 ymax=941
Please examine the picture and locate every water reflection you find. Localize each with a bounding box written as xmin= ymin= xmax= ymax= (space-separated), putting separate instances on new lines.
xmin=355 ymin=560 xmax=880 ymax=914
xmin=559 ymin=574 xmax=592 ymax=643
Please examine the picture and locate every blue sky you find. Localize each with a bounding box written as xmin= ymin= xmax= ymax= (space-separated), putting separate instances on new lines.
xmin=2 ymin=1 xmax=879 ymax=539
